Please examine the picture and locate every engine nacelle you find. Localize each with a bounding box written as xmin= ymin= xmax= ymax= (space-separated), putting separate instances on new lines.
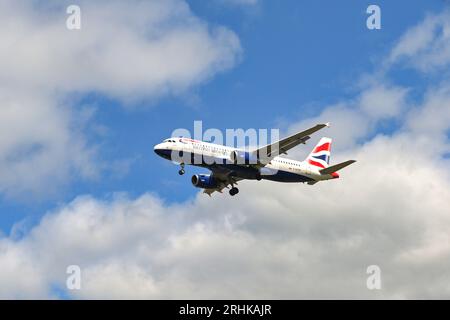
xmin=230 ymin=150 xmax=259 ymax=165
xmin=191 ymin=174 xmax=219 ymax=189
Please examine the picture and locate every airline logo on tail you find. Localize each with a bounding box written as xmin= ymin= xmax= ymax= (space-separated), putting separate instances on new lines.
xmin=306 ymin=137 xmax=332 ymax=169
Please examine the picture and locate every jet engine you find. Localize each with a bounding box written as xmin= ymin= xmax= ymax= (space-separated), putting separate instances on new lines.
xmin=191 ymin=174 xmax=219 ymax=189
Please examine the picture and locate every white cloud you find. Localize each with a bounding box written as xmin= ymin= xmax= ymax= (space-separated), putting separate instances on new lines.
xmin=388 ymin=10 xmax=450 ymax=72
xmin=406 ymin=83 xmax=450 ymax=138
xmin=1 ymin=72 xmax=450 ymax=299
xmin=285 ymin=84 xmax=409 ymax=155
xmin=1 ymin=121 xmax=450 ymax=299
xmin=0 ymin=0 xmax=241 ymax=198
xmin=359 ymin=85 xmax=409 ymax=120
xmin=0 ymin=0 xmax=241 ymax=99
xmin=0 ymin=89 xmax=96 ymax=198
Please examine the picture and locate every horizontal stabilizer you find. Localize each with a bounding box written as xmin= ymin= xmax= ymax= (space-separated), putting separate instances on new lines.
xmin=319 ymin=160 xmax=356 ymax=175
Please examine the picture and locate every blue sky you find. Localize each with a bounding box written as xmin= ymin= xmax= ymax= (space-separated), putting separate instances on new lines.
xmin=0 ymin=0 xmax=446 ymax=232
xmin=0 ymin=0 xmax=450 ymax=298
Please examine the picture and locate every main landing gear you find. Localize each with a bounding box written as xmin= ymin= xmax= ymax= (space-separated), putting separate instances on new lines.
xmin=178 ymin=163 xmax=185 ymax=175
xmin=229 ymin=187 xmax=239 ymax=196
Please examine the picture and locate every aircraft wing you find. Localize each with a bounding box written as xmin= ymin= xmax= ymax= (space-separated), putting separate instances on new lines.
xmin=255 ymin=123 xmax=330 ymax=164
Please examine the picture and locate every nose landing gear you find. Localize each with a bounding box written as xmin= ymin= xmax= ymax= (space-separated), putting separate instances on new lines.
xmin=178 ymin=163 xmax=185 ymax=175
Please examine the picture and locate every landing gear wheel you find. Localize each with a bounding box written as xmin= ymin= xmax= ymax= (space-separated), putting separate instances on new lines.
xmin=229 ymin=187 xmax=239 ymax=196
xmin=178 ymin=163 xmax=185 ymax=175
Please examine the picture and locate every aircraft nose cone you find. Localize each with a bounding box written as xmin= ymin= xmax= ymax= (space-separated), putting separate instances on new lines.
xmin=154 ymin=144 xmax=171 ymax=159
xmin=154 ymin=144 xmax=163 ymax=156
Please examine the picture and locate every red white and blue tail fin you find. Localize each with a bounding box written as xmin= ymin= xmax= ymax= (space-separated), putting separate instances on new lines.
xmin=305 ymin=137 xmax=332 ymax=169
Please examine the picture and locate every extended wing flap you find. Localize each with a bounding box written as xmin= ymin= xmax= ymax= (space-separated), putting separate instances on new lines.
xmin=203 ymin=188 xmax=222 ymax=196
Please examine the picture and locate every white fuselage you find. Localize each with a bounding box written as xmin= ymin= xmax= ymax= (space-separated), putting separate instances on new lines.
xmin=154 ymin=137 xmax=336 ymax=182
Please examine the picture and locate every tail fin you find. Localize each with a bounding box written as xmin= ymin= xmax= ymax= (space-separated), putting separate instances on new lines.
xmin=305 ymin=137 xmax=332 ymax=169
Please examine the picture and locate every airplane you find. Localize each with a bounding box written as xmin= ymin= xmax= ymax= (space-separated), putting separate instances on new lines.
xmin=154 ymin=123 xmax=356 ymax=196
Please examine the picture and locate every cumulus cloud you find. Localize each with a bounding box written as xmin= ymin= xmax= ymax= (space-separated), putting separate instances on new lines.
xmin=1 ymin=8 xmax=450 ymax=300
xmin=406 ymin=83 xmax=450 ymax=138
xmin=0 ymin=89 xmax=97 ymax=198
xmin=285 ymin=84 xmax=409 ymax=155
xmin=0 ymin=0 xmax=241 ymax=198
xmin=0 ymin=0 xmax=241 ymax=99
xmin=388 ymin=10 xmax=450 ymax=72
xmin=1 ymin=123 xmax=450 ymax=299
